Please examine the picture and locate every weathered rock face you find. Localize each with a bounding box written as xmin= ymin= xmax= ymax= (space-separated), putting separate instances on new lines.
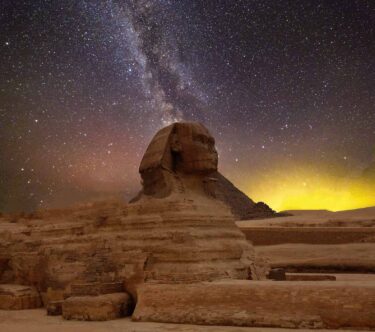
xmin=0 ymin=122 xmax=269 ymax=309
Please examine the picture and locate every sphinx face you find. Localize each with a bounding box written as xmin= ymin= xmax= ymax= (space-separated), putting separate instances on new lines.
xmin=172 ymin=123 xmax=218 ymax=173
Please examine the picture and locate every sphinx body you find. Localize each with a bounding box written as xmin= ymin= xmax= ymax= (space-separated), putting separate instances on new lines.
xmin=0 ymin=122 xmax=269 ymax=305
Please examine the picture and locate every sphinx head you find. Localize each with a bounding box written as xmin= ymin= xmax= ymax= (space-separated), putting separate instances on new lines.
xmin=170 ymin=122 xmax=218 ymax=173
xmin=136 ymin=122 xmax=218 ymax=198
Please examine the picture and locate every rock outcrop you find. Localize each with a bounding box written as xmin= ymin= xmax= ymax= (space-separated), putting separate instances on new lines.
xmin=0 ymin=122 xmax=269 ymax=318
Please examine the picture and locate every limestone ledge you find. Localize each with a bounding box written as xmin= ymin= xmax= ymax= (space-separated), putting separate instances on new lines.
xmin=133 ymin=280 xmax=375 ymax=330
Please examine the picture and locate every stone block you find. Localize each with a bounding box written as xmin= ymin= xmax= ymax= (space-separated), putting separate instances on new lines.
xmin=0 ymin=284 xmax=41 ymax=310
xmin=133 ymin=280 xmax=375 ymax=329
xmin=62 ymin=292 xmax=132 ymax=321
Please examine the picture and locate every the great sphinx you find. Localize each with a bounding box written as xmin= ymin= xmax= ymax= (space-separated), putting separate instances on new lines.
xmin=126 ymin=122 xmax=271 ymax=286
xmin=0 ymin=122 xmax=269 ymax=318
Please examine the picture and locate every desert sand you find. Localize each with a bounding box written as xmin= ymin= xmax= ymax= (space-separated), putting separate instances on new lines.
xmin=0 ymin=309 xmax=367 ymax=332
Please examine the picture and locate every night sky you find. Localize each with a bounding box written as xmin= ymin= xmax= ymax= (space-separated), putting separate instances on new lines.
xmin=1 ymin=0 xmax=374 ymax=213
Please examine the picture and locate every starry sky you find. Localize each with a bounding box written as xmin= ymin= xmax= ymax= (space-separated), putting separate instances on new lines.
xmin=1 ymin=0 xmax=374 ymax=213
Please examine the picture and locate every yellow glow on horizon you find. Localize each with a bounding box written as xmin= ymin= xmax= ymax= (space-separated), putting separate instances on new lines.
xmin=243 ymin=167 xmax=375 ymax=212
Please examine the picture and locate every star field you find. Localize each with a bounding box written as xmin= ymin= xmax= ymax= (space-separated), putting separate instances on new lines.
xmin=1 ymin=0 xmax=374 ymax=212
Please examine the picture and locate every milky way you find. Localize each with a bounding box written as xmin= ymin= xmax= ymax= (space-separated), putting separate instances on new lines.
xmin=1 ymin=0 xmax=375 ymax=212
